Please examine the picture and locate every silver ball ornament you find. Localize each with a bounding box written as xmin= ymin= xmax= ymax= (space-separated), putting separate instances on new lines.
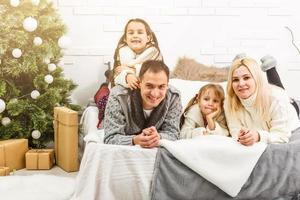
xmin=48 ymin=63 xmax=57 ymax=72
xmin=1 ymin=117 xmax=11 ymax=126
xmin=33 ymin=37 xmax=43 ymax=46
xmin=44 ymin=74 xmax=54 ymax=84
xmin=12 ymin=48 xmax=22 ymax=58
xmin=31 ymin=130 xmax=41 ymax=139
xmin=31 ymin=90 xmax=40 ymax=99
xmin=23 ymin=17 xmax=38 ymax=32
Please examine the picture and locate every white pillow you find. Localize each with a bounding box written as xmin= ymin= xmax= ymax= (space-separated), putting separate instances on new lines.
xmin=169 ymin=78 xmax=227 ymax=108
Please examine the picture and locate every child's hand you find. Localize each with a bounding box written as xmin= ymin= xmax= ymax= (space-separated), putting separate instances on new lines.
xmin=126 ymin=74 xmax=139 ymax=90
xmin=206 ymin=106 xmax=221 ymax=120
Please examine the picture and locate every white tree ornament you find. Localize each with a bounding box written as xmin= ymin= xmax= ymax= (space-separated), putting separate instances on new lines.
xmin=12 ymin=48 xmax=22 ymax=58
xmin=10 ymin=0 xmax=20 ymax=7
xmin=47 ymin=63 xmax=56 ymax=72
xmin=44 ymin=58 xmax=50 ymax=64
xmin=33 ymin=37 xmax=43 ymax=46
xmin=0 ymin=99 xmax=6 ymax=113
xmin=23 ymin=17 xmax=38 ymax=32
xmin=58 ymin=36 xmax=71 ymax=49
xmin=44 ymin=74 xmax=54 ymax=84
xmin=31 ymin=0 xmax=40 ymax=6
xmin=1 ymin=117 xmax=11 ymax=126
xmin=31 ymin=90 xmax=40 ymax=99
xmin=32 ymin=130 xmax=41 ymax=139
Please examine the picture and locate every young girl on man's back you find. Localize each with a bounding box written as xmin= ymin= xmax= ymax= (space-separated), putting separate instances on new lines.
xmin=180 ymin=84 xmax=229 ymax=139
xmin=112 ymin=18 xmax=162 ymax=89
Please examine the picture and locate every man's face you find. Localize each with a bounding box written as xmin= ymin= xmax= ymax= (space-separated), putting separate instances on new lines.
xmin=139 ymin=70 xmax=168 ymax=110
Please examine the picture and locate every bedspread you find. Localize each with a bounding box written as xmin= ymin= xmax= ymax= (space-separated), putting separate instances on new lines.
xmin=158 ymin=135 xmax=267 ymax=196
xmin=151 ymin=127 xmax=300 ymax=200
xmin=72 ymin=141 xmax=157 ymax=200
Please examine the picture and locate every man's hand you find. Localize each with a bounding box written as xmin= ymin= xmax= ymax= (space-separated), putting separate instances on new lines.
xmin=237 ymin=127 xmax=260 ymax=146
xmin=133 ymin=126 xmax=160 ymax=148
xmin=126 ymin=74 xmax=139 ymax=90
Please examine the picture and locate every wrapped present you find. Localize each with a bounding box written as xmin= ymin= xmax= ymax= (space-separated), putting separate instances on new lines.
xmin=0 ymin=166 xmax=10 ymax=176
xmin=0 ymin=139 xmax=28 ymax=171
xmin=26 ymin=149 xmax=55 ymax=170
xmin=54 ymin=107 xmax=79 ymax=172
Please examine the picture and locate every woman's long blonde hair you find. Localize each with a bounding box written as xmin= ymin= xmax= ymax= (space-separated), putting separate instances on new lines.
xmin=180 ymin=83 xmax=228 ymax=129
xmin=226 ymin=57 xmax=271 ymax=120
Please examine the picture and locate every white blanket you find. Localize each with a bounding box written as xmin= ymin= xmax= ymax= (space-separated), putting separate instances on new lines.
xmin=160 ymin=135 xmax=267 ymax=197
xmin=73 ymin=130 xmax=157 ymax=200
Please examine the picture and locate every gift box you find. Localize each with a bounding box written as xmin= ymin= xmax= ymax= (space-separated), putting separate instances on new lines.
xmin=26 ymin=149 xmax=55 ymax=170
xmin=54 ymin=107 xmax=79 ymax=172
xmin=0 ymin=139 xmax=28 ymax=171
xmin=0 ymin=166 xmax=10 ymax=176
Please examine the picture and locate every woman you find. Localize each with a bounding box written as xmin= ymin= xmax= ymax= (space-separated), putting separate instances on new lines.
xmin=225 ymin=57 xmax=300 ymax=146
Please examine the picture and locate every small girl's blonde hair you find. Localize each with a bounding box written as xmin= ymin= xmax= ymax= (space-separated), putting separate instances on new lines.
xmin=226 ymin=57 xmax=271 ymax=120
xmin=180 ymin=83 xmax=228 ymax=129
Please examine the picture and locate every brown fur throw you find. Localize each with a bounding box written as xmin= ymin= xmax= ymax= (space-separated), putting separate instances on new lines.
xmin=171 ymin=57 xmax=229 ymax=82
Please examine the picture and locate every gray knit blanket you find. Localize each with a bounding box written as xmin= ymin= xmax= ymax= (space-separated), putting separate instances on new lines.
xmin=151 ymin=127 xmax=300 ymax=200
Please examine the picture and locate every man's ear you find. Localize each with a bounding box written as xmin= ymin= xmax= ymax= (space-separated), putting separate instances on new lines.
xmin=137 ymin=77 xmax=142 ymax=88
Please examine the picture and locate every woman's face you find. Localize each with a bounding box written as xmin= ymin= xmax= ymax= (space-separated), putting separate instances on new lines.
xmin=125 ymin=21 xmax=150 ymax=54
xmin=232 ymin=66 xmax=256 ymax=99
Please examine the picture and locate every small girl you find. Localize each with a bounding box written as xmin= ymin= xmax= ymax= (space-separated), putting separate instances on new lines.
xmin=180 ymin=84 xmax=229 ymax=139
xmin=112 ymin=18 xmax=163 ymax=89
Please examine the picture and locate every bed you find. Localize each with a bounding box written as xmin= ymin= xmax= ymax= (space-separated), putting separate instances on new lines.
xmin=73 ymin=60 xmax=300 ymax=200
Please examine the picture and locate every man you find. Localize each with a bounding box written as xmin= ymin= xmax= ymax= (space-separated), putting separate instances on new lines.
xmin=104 ymin=60 xmax=182 ymax=148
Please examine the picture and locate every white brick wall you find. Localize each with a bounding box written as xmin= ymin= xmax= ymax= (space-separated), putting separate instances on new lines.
xmin=55 ymin=0 xmax=300 ymax=106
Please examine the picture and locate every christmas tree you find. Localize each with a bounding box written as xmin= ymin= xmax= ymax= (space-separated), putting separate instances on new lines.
xmin=0 ymin=0 xmax=79 ymax=148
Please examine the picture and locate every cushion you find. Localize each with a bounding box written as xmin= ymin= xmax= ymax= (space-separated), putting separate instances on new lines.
xmin=171 ymin=57 xmax=229 ymax=82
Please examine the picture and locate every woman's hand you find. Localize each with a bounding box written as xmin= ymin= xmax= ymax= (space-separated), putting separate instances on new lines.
xmin=238 ymin=127 xmax=260 ymax=146
xmin=126 ymin=74 xmax=139 ymax=90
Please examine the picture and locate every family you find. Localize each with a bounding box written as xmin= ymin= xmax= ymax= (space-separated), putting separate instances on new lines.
xmin=102 ymin=18 xmax=300 ymax=147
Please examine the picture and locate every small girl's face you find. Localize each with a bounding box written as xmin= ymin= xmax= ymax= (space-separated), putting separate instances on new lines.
xmin=198 ymin=89 xmax=221 ymax=116
xmin=125 ymin=21 xmax=150 ymax=54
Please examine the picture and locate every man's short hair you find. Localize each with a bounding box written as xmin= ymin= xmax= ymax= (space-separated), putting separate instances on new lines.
xmin=139 ymin=60 xmax=170 ymax=80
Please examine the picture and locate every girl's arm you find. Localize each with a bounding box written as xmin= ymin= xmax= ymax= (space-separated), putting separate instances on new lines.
xmin=180 ymin=105 xmax=205 ymax=139
xmin=120 ymin=46 xmax=160 ymax=74
xmin=206 ymin=122 xmax=229 ymax=136
xmin=115 ymin=46 xmax=160 ymax=88
xmin=205 ymin=107 xmax=229 ymax=136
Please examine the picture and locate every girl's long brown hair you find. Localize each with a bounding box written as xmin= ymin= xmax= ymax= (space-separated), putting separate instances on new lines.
xmin=111 ymin=18 xmax=161 ymax=86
